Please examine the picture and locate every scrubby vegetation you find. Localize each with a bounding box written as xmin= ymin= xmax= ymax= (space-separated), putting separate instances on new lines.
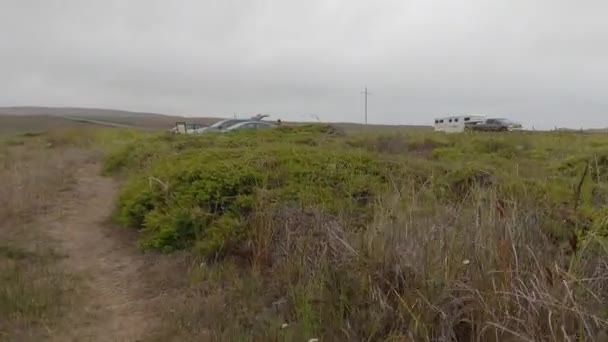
xmin=105 ymin=126 xmax=608 ymax=340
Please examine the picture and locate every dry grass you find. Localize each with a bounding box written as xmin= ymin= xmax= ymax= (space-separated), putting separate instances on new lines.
xmin=0 ymin=138 xmax=94 ymax=341
xmin=151 ymin=186 xmax=608 ymax=341
xmin=352 ymin=187 xmax=608 ymax=341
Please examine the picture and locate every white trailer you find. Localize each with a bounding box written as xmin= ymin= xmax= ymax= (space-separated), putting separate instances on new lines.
xmin=433 ymin=115 xmax=486 ymax=133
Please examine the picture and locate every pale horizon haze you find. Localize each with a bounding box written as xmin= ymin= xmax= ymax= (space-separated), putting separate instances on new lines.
xmin=1 ymin=0 xmax=607 ymax=129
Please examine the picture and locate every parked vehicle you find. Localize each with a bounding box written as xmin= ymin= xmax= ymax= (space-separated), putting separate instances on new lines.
xmin=470 ymin=118 xmax=523 ymax=132
xmin=223 ymin=120 xmax=277 ymax=132
xmin=170 ymin=114 xmax=273 ymax=134
xmin=169 ymin=122 xmax=206 ymax=134
xmin=434 ymin=115 xmax=486 ymax=133
xmin=191 ymin=114 xmax=273 ymax=134
xmin=193 ymin=119 xmax=249 ymax=133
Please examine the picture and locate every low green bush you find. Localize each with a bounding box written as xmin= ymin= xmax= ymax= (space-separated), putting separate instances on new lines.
xmin=114 ymin=135 xmax=404 ymax=256
xmin=108 ymin=128 xmax=608 ymax=258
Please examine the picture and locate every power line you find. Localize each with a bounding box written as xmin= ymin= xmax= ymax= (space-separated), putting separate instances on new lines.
xmin=361 ymin=86 xmax=372 ymax=125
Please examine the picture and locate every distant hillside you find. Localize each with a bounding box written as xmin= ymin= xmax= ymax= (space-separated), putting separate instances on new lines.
xmin=0 ymin=115 xmax=92 ymax=134
xmin=0 ymin=106 xmax=433 ymax=132
xmin=331 ymin=122 xmax=432 ymax=132
xmin=0 ymin=106 xmax=169 ymax=118
xmin=554 ymin=127 xmax=608 ymax=134
xmin=0 ymin=106 xmax=217 ymax=130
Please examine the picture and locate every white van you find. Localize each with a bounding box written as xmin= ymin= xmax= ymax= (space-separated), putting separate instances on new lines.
xmin=434 ymin=115 xmax=486 ymax=133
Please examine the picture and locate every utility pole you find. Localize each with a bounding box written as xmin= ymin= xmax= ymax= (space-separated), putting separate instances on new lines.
xmin=361 ymin=86 xmax=372 ymax=125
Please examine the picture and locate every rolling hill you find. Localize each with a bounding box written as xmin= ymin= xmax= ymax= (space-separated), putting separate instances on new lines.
xmin=0 ymin=106 xmax=217 ymax=131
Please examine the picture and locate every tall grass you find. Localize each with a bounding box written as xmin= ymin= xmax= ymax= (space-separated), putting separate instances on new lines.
xmin=149 ymin=187 xmax=608 ymax=341
xmin=210 ymin=184 xmax=605 ymax=341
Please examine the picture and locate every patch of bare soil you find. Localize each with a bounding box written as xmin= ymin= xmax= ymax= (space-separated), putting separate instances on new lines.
xmin=43 ymin=163 xmax=157 ymax=342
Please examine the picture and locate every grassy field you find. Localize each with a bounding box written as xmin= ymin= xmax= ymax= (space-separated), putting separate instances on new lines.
xmin=106 ymin=126 xmax=608 ymax=341
xmin=1 ymin=116 xmax=608 ymax=341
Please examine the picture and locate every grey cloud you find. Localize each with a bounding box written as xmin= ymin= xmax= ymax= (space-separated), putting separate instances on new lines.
xmin=1 ymin=0 xmax=607 ymax=128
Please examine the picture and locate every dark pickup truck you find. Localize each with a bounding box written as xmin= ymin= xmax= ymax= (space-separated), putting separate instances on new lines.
xmin=469 ymin=118 xmax=523 ymax=132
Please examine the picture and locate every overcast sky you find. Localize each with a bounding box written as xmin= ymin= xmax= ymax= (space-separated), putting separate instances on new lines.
xmin=1 ymin=1 xmax=607 ymax=128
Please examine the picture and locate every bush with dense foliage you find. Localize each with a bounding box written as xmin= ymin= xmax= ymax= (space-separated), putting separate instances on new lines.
xmin=106 ymin=126 xmax=608 ymax=340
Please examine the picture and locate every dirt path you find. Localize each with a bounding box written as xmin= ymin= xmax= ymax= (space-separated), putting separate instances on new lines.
xmin=45 ymin=163 xmax=154 ymax=342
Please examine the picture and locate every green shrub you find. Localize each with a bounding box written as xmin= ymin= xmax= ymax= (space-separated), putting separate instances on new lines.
xmin=112 ymin=131 xmax=402 ymax=256
xmin=109 ymin=128 xmax=608 ymax=259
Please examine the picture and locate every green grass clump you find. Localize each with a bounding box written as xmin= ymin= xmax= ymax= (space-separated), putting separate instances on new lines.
xmin=115 ymin=141 xmax=401 ymax=255
xmin=107 ymin=127 xmax=608 ymax=259
xmin=103 ymin=124 xmax=345 ymax=175
xmin=109 ymin=126 xmax=412 ymax=255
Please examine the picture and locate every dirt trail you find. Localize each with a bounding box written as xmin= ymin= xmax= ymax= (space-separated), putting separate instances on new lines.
xmin=45 ymin=163 xmax=154 ymax=342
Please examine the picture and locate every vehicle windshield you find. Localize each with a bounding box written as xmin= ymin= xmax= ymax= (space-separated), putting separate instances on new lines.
xmin=209 ymin=119 xmax=241 ymax=129
xmin=226 ymin=122 xmax=247 ymax=130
